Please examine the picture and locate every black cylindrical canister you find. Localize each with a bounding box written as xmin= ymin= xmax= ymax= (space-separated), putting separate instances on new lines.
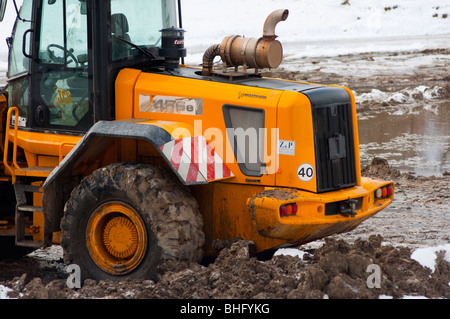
xmin=159 ymin=27 xmax=187 ymax=70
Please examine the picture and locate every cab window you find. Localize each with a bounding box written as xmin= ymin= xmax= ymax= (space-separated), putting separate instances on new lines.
xmin=7 ymin=0 xmax=33 ymax=120
xmin=110 ymin=0 xmax=177 ymax=61
xmin=38 ymin=0 xmax=88 ymax=67
xmin=36 ymin=0 xmax=90 ymax=129
xmin=8 ymin=0 xmax=32 ymax=77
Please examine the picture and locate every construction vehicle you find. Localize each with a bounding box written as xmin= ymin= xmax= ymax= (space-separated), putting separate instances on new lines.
xmin=0 ymin=0 xmax=394 ymax=282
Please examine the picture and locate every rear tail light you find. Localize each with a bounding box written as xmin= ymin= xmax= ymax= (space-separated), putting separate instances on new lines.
xmin=280 ymin=203 xmax=298 ymax=217
xmin=375 ymin=185 xmax=393 ymax=199
xmin=387 ymin=186 xmax=393 ymax=196
xmin=292 ymin=203 xmax=298 ymax=214
xmin=280 ymin=205 xmax=287 ymax=217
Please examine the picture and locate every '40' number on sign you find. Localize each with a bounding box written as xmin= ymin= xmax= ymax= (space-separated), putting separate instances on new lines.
xmin=297 ymin=164 xmax=314 ymax=182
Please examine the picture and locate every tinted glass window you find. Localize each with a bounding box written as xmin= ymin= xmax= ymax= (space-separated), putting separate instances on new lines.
xmin=36 ymin=0 xmax=90 ymax=129
xmin=8 ymin=0 xmax=32 ymax=77
xmin=224 ymin=105 xmax=265 ymax=176
xmin=110 ymin=0 xmax=177 ymax=61
xmin=39 ymin=0 xmax=88 ymax=68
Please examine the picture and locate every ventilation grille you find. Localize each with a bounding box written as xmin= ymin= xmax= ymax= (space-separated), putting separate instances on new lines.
xmin=312 ymin=102 xmax=357 ymax=193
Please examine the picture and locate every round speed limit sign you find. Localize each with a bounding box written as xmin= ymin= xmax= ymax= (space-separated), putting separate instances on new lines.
xmin=297 ymin=164 xmax=314 ymax=182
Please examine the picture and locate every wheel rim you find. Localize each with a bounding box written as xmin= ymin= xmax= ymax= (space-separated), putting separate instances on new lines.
xmin=86 ymin=202 xmax=147 ymax=275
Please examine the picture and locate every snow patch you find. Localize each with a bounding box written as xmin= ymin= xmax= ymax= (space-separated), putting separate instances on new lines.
xmin=274 ymin=248 xmax=310 ymax=259
xmin=0 ymin=285 xmax=13 ymax=299
xmin=355 ymin=86 xmax=444 ymax=115
xmin=275 ymin=244 xmax=450 ymax=277
xmin=27 ymin=245 xmax=64 ymax=261
xmin=411 ymin=244 xmax=450 ymax=273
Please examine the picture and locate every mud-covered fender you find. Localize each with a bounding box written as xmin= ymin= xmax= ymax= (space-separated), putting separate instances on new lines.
xmin=44 ymin=120 xmax=234 ymax=188
xmin=44 ymin=120 xmax=172 ymax=188
xmin=42 ymin=120 xmax=233 ymax=244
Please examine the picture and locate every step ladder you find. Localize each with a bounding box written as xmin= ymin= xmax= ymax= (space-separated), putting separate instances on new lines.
xmin=3 ymin=107 xmax=75 ymax=248
xmin=14 ymin=172 xmax=50 ymax=248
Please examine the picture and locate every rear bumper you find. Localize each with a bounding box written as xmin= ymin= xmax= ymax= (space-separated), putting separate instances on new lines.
xmin=247 ymin=177 xmax=394 ymax=245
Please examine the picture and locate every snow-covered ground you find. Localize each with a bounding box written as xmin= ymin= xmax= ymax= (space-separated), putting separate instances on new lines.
xmin=1 ymin=0 xmax=450 ymax=62
xmin=181 ymin=0 xmax=450 ymax=63
xmin=1 ymin=1 xmax=449 ymax=82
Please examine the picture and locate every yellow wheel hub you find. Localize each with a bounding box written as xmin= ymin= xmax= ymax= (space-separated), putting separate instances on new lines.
xmin=86 ymin=202 xmax=147 ymax=275
xmin=103 ymin=216 xmax=139 ymax=259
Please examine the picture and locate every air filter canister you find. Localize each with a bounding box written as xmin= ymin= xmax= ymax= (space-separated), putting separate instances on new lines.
xmin=159 ymin=27 xmax=187 ymax=71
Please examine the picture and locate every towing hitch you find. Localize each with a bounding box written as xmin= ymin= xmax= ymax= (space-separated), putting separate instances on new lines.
xmin=339 ymin=199 xmax=359 ymax=218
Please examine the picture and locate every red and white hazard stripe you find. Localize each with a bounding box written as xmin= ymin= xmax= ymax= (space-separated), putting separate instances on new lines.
xmin=159 ymin=136 xmax=234 ymax=184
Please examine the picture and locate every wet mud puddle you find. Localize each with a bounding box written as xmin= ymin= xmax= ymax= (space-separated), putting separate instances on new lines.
xmin=358 ymin=102 xmax=449 ymax=177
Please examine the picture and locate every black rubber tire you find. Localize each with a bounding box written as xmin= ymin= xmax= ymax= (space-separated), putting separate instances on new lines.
xmin=60 ymin=162 xmax=204 ymax=282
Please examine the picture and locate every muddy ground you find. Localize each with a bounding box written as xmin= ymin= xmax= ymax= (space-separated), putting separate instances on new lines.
xmin=0 ymin=48 xmax=449 ymax=300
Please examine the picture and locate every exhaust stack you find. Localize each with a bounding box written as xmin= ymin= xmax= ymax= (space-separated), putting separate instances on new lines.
xmin=202 ymin=9 xmax=289 ymax=76
xmin=263 ymin=9 xmax=289 ymax=40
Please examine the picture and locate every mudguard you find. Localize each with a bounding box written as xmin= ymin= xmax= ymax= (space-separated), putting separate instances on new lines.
xmin=42 ymin=120 xmax=233 ymax=245
xmin=44 ymin=120 xmax=173 ymax=188
xmin=44 ymin=120 xmax=233 ymax=188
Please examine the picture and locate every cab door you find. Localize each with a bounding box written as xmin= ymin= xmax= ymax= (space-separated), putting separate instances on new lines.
xmin=31 ymin=0 xmax=93 ymax=132
xmin=7 ymin=0 xmax=93 ymax=133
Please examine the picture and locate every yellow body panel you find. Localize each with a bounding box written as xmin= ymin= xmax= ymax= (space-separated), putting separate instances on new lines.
xmin=275 ymin=91 xmax=317 ymax=191
xmin=115 ymin=68 xmax=142 ymax=120
xmin=32 ymin=181 xmax=44 ymax=242
xmin=10 ymin=130 xmax=81 ymax=160
xmin=129 ymin=71 xmax=282 ymax=186
xmin=191 ymin=182 xmax=286 ymax=255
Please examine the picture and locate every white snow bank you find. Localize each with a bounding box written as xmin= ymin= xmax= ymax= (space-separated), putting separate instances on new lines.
xmin=0 ymin=285 xmax=13 ymax=299
xmin=27 ymin=245 xmax=63 ymax=261
xmin=355 ymin=86 xmax=444 ymax=114
xmin=411 ymin=244 xmax=450 ymax=273
xmin=182 ymin=0 xmax=450 ymax=46
xmin=275 ymin=244 xmax=450 ymax=275
xmin=356 ymin=86 xmax=443 ymax=103
xmin=2 ymin=0 xmax=450 ymax=57
xmin=182 ymin=0 xmax=450 ymax=62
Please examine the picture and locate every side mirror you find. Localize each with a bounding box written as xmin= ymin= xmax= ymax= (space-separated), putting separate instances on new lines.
xmin=0 ymin=0 xmax=7 ymax=22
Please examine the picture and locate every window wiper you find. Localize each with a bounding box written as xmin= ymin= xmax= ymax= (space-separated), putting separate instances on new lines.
xmin=113 ymin=36 xmax=157 ymax=60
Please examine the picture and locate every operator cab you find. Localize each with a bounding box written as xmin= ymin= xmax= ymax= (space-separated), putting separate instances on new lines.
xmin=2 ymin=0 xmax=178 ymax=133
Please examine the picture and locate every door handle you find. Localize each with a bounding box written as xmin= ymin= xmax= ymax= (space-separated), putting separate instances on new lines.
xmin=22 ymin=28 xmax=33 ymax=59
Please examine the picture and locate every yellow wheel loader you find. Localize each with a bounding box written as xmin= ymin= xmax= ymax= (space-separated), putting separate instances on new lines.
xmin=0 ymin=0 xmax=393 ymax=282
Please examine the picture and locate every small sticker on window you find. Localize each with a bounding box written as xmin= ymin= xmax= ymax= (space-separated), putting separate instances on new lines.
xmin=12 ymin=115 xmax=27 ymax=128
xmin=139 ymin=95 xmax=203 ymax=116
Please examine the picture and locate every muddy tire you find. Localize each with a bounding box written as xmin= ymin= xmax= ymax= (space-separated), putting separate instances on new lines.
xmin=60 ymin=163 xmax=204 ymax=282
